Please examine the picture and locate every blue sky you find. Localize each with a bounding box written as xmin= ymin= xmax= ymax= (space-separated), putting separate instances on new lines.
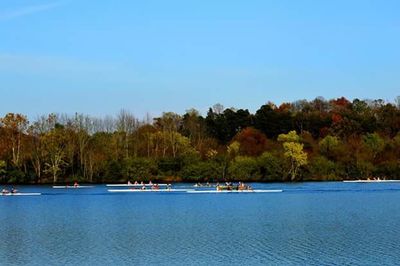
xmin=1 ymin=0 xmax=399 ymax=119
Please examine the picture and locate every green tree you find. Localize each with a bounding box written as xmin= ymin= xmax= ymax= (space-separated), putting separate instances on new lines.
xmin=319 ymin=135 xmax=340 ymax=159
xmin=125 ymin=157 xmax=156 ymax=181
xmin=181 ymin=160 xmax=222 ymax=182
xmin=228 ymin=156 xmax=259 ymax=181
xmin=308 ymin=156 xmax=339 ymax=181
xmin=278 ymin=130 xmax=300 ymax=143
xmin=0 ymin=160 xmax=6 ymax=182
xmin=227 ymin=141 xmax=240 ymax=159
xmin=257 ymin=152 xmax=283 ymax=181
xmin=363 ymin=133 xmax=385 ymax=160
xmin=356 ymin=160 xmax=375 ymax=178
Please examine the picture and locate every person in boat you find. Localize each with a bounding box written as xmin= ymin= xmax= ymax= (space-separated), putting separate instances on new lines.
xmin=134 ymin=181 xmax=138 ymax=185
xmin=141 ymin=185 xmax=146 ymax=190
xmin=221 ymin=182 xmax=232 ymax=190
xmin=140 ymin=181 xmax=144 ymax=185
xmin=149 ymin=180 xmax=153 ymax=185
xmin=225 ymin=182 xmax=233 ymax=187
xmin=128 ymin=180 xmax=132 ymax=185
xmin=2 ymin=188 xmax=9 ymax=195
xmin=166 ymin=184 xmax=172 ymax=190
xmin=238 ymin=182 xmax=246 ymax=191
xmin=152 ymin=184 xmax=160 ymax=190
xmin=74 ymin=181 xmax=79 ymax=188
xmin=11 ymin=187 xmax=18 ymax=194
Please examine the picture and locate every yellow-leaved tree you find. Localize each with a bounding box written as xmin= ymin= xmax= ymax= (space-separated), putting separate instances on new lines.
xmin=278 ymin=131 xmax=307 ymax=181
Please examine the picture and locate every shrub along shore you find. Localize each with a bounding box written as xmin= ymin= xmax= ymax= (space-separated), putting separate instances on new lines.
xmin=1 ymin=97 xmax=400 ymax=184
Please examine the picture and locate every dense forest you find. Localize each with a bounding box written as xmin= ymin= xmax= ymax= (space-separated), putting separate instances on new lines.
xmin=0 ymin=96 xmax=400 ymax=184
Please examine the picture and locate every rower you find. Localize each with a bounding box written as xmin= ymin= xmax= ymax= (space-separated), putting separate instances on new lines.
xmin=149 ymin=180 xmax=153 ymax=185
xmin=11 ymin=187 xmax=17 ymax=194
xmin=74 ymin=181 xmax=79 ymax=188
xmin=134 ymin=181 xmax=138 ymax=185
xmin=128 ymin=180 xmax=132 ymax=185
xmin=140 ymin=181 xmax=144 ymax=185
xmin=2 ymin=188 xmax=9 ymax=195
xmin=141 ymin=185 xmax=146 ymax=190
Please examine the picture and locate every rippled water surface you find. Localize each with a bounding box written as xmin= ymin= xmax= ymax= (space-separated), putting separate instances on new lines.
xmin=1 ymin=182 xmax=400 ymax=265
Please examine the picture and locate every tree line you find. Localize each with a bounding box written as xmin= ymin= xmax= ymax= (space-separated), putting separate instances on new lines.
xmin=0 ymin=96 xmax=399 ymax=184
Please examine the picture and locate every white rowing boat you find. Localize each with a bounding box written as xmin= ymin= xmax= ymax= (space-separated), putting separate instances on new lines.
xmin=187 ymin=189 xmax=283 ymax=193
xmin=52 ymin=185 xmax=94 ymax=189
xmin=106 ymin=184 xmax=168 ymax=187
xmin=1 ymin=193 xmax=41 ymax=196
xmin=108 ymin=189 xmax=193 ymax=193
xmin=343 ymin=180 xmax=400 ymax=183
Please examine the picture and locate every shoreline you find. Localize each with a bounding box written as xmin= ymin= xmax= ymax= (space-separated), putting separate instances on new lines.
xmin=2 ymin=179 xmax=399 ymax=186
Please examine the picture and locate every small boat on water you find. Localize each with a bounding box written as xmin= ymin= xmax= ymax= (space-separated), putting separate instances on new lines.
xmin=193 ymin=182 xmax=213 ymax=187
xmin=187 ymin=189 xmax=283 ymax=194
xmin=106 ymin=184 xmax=168 ymax=187
xmin=108 ymin=189 xmax=193 ymax=193
xmin=52 ymin=185 xmax=94 ymax=189
xmin=216 ymin=182 xmax=254 ymax=191
xmin=343 ymin=179 xmax=400 ymax=183
xmin=53 ymin=181 xmax=94 ymax=189
xmin=1 ymin=193 xmax=41 ymax=196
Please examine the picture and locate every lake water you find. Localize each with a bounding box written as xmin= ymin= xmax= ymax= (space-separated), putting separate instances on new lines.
xmin=1 ymin=182 xmax=400 ymax=265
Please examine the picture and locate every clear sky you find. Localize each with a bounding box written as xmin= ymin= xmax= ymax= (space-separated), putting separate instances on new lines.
xmin=1 ymin=0 xmax=399 ymax=119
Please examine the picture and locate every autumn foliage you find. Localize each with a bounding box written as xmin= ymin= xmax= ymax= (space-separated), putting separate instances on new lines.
xmin=232 ymin=127 xmax=267 ymax=156
xmin=0 ymin=97 xmax=399 ymax=183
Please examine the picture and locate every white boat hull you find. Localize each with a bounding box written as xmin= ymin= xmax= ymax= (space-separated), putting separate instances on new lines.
xmin=108 ymin=189 xmax=192 ymax=193
xmin=343 ymin=180 xmax=400 ymax=183
xmin=52 ymin=186 xmax=94 ymax=189
xmin=187 ymin=189 xmax=283 ymax=193
xmin=1 ymin=193 xmax=41 ymax=196
xmin=106 ymin=184 xmax=168 ymax=187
